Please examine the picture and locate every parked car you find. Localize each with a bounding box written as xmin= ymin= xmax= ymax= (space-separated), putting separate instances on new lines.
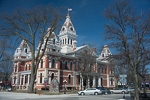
xmin=96 ymin=87 xmax=111 ymax=95
xmin=110 ymin=88 xmax=128 ymax=94
xmin=101 ymin=89 xmax=111 ymax=95
xmin=78 ymin=88 xmax=102 ymax=95
xmin=6 ymin=86 xmax=12 ymax=92
xmin=127 ymin=87 xmax=135 ymax=93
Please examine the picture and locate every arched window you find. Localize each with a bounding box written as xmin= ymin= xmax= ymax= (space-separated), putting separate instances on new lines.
xmin=102 ymin=67 xmax=103 ymax=73
xmin=41 ymin=59 xmax=43 ymax=68
xmin=14 ymin=76 xmax=16 ymax=84
xmin=53 ymin=39 xmax=55 ymax=44
xmin=111 ymin=78 xmax=113 ymax=85
xmin=68 ymin=39 xmax=69 ymax=44
xmin=65 ymin=39 xmax=66 ymax=44
xmin=40 ymin=73 xmax=42 ymax=83
xmin=25 ymin=48 xmax=27 ymax=53
xmin=25 ymin=75 xmax=28 ymax=84
xmin=65 ymin=61 xmax=67 ymax=70
xmin=15 ymin=65 xmax=17 ymax=72
xmin=52 ymin=59 xmax=55 ymax=68
xmin=101 ymin=78 xmax=103 ymax=86
xmin=60 ymin=60 xmax=62 ymax=69
xmin=71 ymin=39 xmax=72 ymax=45
xmin=25 ymin=65 xmax=27 ymax=71
xmin=105 ymin=68 xmax=107 ymax=74
xmin=29 ymin=64 xmax=30 ymax=70
xmin=51 ymin=73 xmax=54 ymax=81
xmin=98 ymin=67 xmax=100 ymax=73
xmin=102 ymin=54 xmax=104 ymax=57
xmin=70 ymin=62 xmax=72 ymax=70
xmin=68 ymin=75 xmax=71 ymax=84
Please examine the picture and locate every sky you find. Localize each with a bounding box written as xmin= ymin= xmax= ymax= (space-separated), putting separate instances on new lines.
xmin=0 ymin=0 xmax=150 ymax=54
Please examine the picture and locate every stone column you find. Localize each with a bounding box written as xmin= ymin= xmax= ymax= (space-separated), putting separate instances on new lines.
xmin=88 ymin=77 xmax=90 ymax=88
xmin=20 ymin=75 xmax=22 ymax=85
xmin=93 ymin=76 xmax=95 ymax=87
xmin=28 ymin=74 xmax=30 ymax=85
xmin=98 ymin=77 xmax=101 ymax=86
xmin=23 ymin=75 xmax=25 ymax=85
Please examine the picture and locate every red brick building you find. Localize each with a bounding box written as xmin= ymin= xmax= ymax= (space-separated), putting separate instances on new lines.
xmin=12 ymin=14 xmax=115 ymax=90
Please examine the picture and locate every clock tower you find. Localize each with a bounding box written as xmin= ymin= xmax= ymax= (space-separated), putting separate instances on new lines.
xmin=58 ymin=13 xmax=77 ymax=53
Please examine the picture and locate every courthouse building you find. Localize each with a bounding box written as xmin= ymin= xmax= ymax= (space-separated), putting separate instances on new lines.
xmin=12 ymin=13 xmax=115 ymax=90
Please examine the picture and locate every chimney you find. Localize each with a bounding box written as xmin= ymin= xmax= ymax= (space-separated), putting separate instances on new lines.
xmin=73 ymin=40 xmax=77 ymax=51
xmin=93 ymin=47 xmax=96 ymax=53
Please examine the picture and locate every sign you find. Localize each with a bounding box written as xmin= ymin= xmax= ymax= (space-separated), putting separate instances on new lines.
xmin=120 ymin=74 xmax=127 ymax=78
xmin=44 ymin=82 xmax=47 ymax=86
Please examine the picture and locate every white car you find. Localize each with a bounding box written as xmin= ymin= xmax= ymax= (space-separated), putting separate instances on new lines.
xmin=78 ymin=88 xmax=102 ymax=95
xmin=110 ymin=88 xmax=127 ymax=94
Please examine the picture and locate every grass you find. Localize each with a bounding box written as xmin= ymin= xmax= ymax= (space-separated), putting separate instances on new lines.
xmin=12 ymin=89 xmax=79 ymax=95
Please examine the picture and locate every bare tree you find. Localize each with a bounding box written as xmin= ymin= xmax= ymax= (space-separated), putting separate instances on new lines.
xmin=103 ymin=0 xmax=150 ymax=99
xmin=0 ymin=5 xmax=64 ymax=92
xmin=77 ymin=46 xmax=97 ymax=90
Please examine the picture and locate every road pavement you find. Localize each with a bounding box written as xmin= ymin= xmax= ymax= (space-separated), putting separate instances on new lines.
xmin=0 ymin=92 xmax=133 ymax=100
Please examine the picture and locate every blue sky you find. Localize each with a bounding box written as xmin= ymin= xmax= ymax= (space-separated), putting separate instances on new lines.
xmin=0 ymin=0 xmax=150 ymax=53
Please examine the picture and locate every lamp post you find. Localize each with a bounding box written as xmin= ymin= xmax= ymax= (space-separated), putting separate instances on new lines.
xmin=63 ymin=80 xmax=67 ymax=94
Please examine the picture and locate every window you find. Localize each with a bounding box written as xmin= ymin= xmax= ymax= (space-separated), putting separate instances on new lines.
xmin=111 ymin=78 xmax=113 ymax=85
xmin=40 ymin=73 xmax=42 ymax=83
xmin=52 ymin=59 xmax=55 ymax=68
xmin=41 ymin=59 xmax=43 ymax=68
xmin=68 ymin=39 xmax=69 ymax=44
xmin=101 ymin=78 xmax=103 ymax=86
xmin=60 ymin=61 xmax=62 ymax=69
xmin=65 ymin=61 xmax=67 ymax=70
xmin=65 ymin=39 xmax=66 ymax=44
xmin=25 ymin=65 xmax=27 ymax=71
xmin=52 ymin=49 xmax=56 ymax=52
xmin=102 ymin=67 xmax=103 ymax=73
xmin=53 ymin=39 xmax=55 ymax=44
xmin=25 ymin=75 xmax=28 ymax=84
xmin=70 ymin=62 xmax=72 ymax=70
xmin=51 ymin=73 xmax=54 ymax=81
xmin=63 ymin=39 xmax=64 ymax=44
xmin=102 ymin=54 xmax=104 ymax=57
xmin=14 ymin=76 xmax=16 ymax=84
xmin=15 ymin=65 xmax=17 ymax=72
xmin=71 ymin=39 xmax=72 ymax=45
xmin=105 ymin=68 xmax=107 ymax=74
xmin=98 ymin=67 xmax=100 ymax=73
xmin=68 ymin=75 xmax=71 ymax=84
xmin=29 ymin=64 xmax=31 ymax=70
xmin=25 ymin=48 xmax=27 ymax=53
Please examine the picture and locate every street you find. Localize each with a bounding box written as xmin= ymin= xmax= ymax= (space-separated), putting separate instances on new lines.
xmin=0 ymin=92 xmax=133 ymax=100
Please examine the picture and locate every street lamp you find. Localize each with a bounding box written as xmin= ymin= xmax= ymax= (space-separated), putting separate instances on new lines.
xmin=63 ymin=80 xmax=67 ymax=94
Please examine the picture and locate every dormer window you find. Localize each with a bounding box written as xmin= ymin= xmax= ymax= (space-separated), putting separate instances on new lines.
xmin=62 ymin=27 xmax=65 ymax=31
xmin=70 ymin=27 xmax=73 ymax=31
xmin=53 ymin=39 xmax=55 ymax=44
xmin=102 ymin=54 xmax=104 ymax=57
xmin=25 ymin=48 xmax=27 ymax=53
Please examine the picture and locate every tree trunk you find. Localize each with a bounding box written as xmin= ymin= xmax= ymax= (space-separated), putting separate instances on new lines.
xmin=134 ymin=68 xmax=139 ymax=100
xmin=143 ymin=78 xmax=147 ymax=98
xmin=27 ymin=49 xmax=35 ymax=93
